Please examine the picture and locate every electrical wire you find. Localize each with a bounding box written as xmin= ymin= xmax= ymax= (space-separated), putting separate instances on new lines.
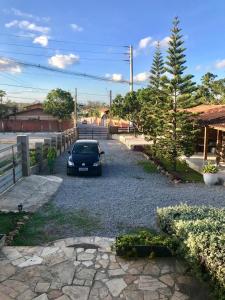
xmin=2 ymin=56 xmax=129 ymax=84
xmin=0 ymin=33 xmax=128 ymax=48
xmin=0 ymin=49 xmax=124 ymax=62
xmin=0 ymin=83 xmax=109 ymax=97
xmin=0 ymin=42 xmax=125 ymax=55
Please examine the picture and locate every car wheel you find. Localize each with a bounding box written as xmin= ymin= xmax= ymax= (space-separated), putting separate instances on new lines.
xmin=67 ymin=168 xmax=72 ymax=176
xmin=97 ymin=167 xmax=102 ymax=176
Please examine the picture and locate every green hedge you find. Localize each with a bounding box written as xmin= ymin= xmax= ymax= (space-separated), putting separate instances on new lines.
xmin=157 ymin=204 xmax=225 ymax=299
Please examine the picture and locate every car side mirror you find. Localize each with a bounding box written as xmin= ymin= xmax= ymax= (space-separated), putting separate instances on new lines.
xmin=100 ymin=151 xmax=105 ymax=155
xmin=68 ymin=150 xmax=71 ymax=155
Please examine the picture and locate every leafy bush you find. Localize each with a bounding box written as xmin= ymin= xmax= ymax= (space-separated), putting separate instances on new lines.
xmin=144 ymin=145 xmax=203 ymax=182
xmin=29 ymin=149 xmax=37 ymax=167
xmin=115 ymin=230 xmax=175 ymax=258
xmin=47 ymin=147 xmax=57 ymax=173
xmin=157 ymin=204 xmax=225 ymax=299
xmin=202 ymin=162 xmax=218 ymax=174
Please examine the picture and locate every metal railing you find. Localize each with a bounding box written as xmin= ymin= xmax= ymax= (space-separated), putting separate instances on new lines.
xmin=118 ymin=127 xmax=135 ymax=133
xmin=77 ymin=127 xmax=109 ymax=140
xmin=0 ymin=143 xmax=22 ymax=194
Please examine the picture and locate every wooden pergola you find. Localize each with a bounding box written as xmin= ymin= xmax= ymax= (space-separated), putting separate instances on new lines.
xmin=185 ymin=104 xmax=225 ymax=165
xmin=203 ymin=124 xmax=225 ymax=165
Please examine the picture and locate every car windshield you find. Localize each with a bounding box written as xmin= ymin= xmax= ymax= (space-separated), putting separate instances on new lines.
xmin=72 ymin=143 xmax=98 ymax=154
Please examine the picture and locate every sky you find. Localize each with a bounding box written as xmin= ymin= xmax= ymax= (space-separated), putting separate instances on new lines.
xmin=0 ymin=0 xmax=225 ymax=104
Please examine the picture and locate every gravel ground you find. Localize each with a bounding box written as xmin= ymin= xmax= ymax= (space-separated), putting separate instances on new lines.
xmin=51 ymin=139 xmax=225 ymax=237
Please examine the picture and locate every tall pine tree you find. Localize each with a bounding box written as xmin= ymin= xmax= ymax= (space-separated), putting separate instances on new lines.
xmin=149 ymin=41 xmax=165 ymax=90
xmin=140 ymin=43 xmax=165 ymax=154
xmin=158 ymin=17 xmax=198 ymax=169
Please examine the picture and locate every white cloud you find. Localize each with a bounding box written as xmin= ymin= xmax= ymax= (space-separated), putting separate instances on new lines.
xmin=48 ymin=54 xmax=80 ymax=69
xmin=3 ymin=8 xmax=50 ymax=22
xmin=215 ymin=59 xmax=225 ymax=69
xmin=135 ymin=35 xmax=171 ymax=56
xmin=139 ymin=36 xmax=153 ymax=49
xmin=5 ymin=20 xmax=50 ymax=34
xmin=33 ymin=35 xmax=48 ymax=47
xmin=0 ymin=57 xmax=22 ymax=74
xmin=159 ymin=36 xmax=171 ymax=48
xmin=5 ymin=20 xmax=18 ymax=28
xmin=134 ymin=72 xmax=149 ymax=82
xmin=105 ymin=73 xmax=124 ymax=82
xmin=70 ymin=23 xmax=83 ymax=32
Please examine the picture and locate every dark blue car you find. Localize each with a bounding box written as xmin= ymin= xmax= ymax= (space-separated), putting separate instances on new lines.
xmin=67 ymin=140 xmax=104 ymax=176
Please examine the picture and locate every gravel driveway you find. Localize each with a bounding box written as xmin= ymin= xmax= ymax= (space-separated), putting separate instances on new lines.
xmin=51 ymin=139 xmax=225 ymax=237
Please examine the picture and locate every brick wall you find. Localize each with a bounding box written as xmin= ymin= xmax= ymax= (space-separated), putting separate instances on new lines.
xmin=0 ymin=119 xmax=74 ymax=132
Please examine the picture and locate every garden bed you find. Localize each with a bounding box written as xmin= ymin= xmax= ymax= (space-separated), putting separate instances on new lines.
xmin=157 ymin=204 xmax=225 ymax=299
xmin=143 ymin=145 xmax=203 ymax=183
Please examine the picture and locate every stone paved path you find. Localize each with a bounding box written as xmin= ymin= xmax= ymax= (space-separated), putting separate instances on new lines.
xmin=0 ymin=175 xmax=62 ymax=212
xmin=0 ymin=237 xmax=212 ymax=300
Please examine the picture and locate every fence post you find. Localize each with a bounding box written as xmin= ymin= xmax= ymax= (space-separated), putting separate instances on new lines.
xmin=35 ymin=142 xmax=43 ymax=172
xmin=69 ymin=131 xmax=72 ymax=145
xmin=51 ymin=136 xmax=57 ymax=150
xmin=62 ymin=134 xmax=66 ymax=151
xmin=43 ymin=138 xmax=51 ymax=160
xmin=17 ymin=135 xmax=30 ymax=177
xmin=65 ymin=134 xmax=69 ymax=149
xmin=56 ymin=134 xmax=62 ymax=155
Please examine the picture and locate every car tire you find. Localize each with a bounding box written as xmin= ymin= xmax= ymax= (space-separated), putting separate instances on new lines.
xmin=67 ymin=168 xmax=72 ymax=176
xmin=97 ymin=167 xmax=102 ymax=176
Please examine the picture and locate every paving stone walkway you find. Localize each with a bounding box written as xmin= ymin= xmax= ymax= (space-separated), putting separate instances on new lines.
xmin=0 ymin=237 xmax=212 ymax=300
xmin=0 ymin=175 xmax=62 ymax=212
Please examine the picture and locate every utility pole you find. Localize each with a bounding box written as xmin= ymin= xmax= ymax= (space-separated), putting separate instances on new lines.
xmin=74 ymin=88 xmax=78 ymax=128
xmin=109 ymin=90 xmax=112 ymax=126
xmin=129 ymin=45 xmax=134 ymax=92
xmin=109 ymin=90 xmax=112 ymax=107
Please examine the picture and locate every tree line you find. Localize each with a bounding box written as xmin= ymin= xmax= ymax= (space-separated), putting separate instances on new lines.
xmin=111 ymin=17 xmax=224 ymax=170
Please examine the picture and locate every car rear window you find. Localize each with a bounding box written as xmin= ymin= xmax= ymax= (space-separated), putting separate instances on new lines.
xmin=73 ymin=143 xmax=98 ymax=154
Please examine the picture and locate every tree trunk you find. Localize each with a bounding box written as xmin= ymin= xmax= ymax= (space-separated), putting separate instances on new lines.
xmin=172 ymin=91 xmax=177 ymax=171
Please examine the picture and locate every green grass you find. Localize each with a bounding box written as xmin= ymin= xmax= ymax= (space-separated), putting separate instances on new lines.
xmin=0 ymin=212 xmax=28 ymax=235
xmin=160 ymin=157 xmax=203 ymax=182
xmin=138 ymin=160 xmax=158 ymax=173
xmin=143 ymin=146 xmax=203 ymax=183
xmin=12 ymin=202 xmax=102 ymax=246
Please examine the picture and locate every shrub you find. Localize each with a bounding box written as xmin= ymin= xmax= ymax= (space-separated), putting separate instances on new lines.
xmin=47 ymin=147 xmax=57 ymax=173
xmin=157 ymin=204 xmax=225 ymax=299
xmin=202 ymin=162 xmax=218 ymax=174
xmin=29 ymin=149 xmax=37 ymax=167
xmin=115 ymin=230 xmax=175 ymax=258
xmin=143 ymin=145 xmax=203 ymax=182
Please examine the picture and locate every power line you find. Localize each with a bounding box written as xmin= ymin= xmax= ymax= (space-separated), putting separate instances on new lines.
xmin=0 ymin=33 xmax=127 ymax=48
xmin=3 ymin=56 xmax=129 ymax=84
xmin=0 ymin=83 xmax=109 ymax=97
xmin=0 ymin=49 xmax=124 ymax=62
xmin=0 ymin=83 xmax=49 ymax=91
xmin=0 ymin=42 xmax=125 ymax=55
xmin=0 ymin=72 xmax=31 ymax=86
xmin=6 ymin=95 xmax=43 ymax=100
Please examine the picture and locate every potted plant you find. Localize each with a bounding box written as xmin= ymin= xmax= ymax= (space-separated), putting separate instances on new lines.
xmin=115 ymin=231 xmax=174 ymax=258
xmin=202 ymin=162 xmax=219 ymax=186
xmin=47 ymin=147 xmax=57 ymax=174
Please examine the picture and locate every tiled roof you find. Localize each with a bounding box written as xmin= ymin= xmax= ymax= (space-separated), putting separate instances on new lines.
xmin=186 ymin=104 xmax=225 ymax=125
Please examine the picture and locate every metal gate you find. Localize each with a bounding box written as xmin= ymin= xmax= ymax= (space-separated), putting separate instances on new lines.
xmin=77 ymin=126 xmax=109 ymax=140
xmin=0 ymin=144 xmax=22 ymax=194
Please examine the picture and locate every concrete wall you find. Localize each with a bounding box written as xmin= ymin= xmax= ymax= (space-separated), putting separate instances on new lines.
xmin=0 ymin=119 xmax=74 ymax=132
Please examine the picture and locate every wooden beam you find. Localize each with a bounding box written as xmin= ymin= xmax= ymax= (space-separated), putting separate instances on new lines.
xmin=203 ymin=126 xmax=209 ymax=160
xmin=216 ymin=130 xmax=223 ymax=165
